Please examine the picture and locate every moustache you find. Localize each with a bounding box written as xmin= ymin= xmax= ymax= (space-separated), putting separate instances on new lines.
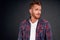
xmin=36 ymin=13 xmax=41 ymax=15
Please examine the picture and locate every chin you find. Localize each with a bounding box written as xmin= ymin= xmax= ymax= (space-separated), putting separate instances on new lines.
xmin=33 ymin=15 xmax=40 ymax=19
xmin=35 ymin=16 xmax=40 ymax=19
xmin=36 ymin=15 xmax=40 ymax=17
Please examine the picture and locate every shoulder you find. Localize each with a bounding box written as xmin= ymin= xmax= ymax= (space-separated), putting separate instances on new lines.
xmin=20 ymin=19 xmax=27 ymax=25
xmin=39 ymin=18 xmax=51 ymax=27
xmin=18 ymin=19 xmax=27 ymax=29
xmin=39 ymin=18 xmax=49 ymax=24
xmin=42 ymin=19 xmax=48 ymax=23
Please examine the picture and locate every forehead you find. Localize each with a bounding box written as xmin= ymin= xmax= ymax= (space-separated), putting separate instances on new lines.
xmin=32 ymin=4 xmax=41 ymax=9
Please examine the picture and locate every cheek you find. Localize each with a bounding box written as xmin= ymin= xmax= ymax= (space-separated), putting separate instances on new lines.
xmin=33 ymin=10 xmax=38 ymax=14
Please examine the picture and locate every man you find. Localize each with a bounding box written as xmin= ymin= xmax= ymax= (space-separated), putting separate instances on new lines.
xmin=18 ymin=1 xmax=52 ymax=40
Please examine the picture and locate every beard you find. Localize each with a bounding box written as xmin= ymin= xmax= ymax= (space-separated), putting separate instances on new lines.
xmin=32 ymin=13 xmax=41 ymax=19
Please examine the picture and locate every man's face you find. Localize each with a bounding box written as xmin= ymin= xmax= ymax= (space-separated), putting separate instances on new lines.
xmin=29 ymin=4 xmax=42 ymax=19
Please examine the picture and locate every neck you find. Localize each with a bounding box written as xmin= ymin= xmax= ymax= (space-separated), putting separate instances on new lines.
xmin=30 ymin=17 xmax=39 ymax=23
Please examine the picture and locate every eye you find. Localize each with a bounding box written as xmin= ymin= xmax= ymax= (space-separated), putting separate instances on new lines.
xmin=35 ymin=9 xmax=38 ymax=10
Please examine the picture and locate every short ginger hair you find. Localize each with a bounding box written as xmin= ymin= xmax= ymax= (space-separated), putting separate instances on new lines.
xmin=29 ymin=1 xmax=42 ymax=9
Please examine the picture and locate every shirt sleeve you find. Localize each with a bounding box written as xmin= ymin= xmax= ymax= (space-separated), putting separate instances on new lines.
xmin=45 ymin=22 xmax=53 ymax=40
xmin=18 ymin=23 xmax=23 ymax=40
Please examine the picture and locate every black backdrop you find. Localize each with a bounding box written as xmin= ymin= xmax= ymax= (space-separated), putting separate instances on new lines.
xmin=1 ymin=0 xmax=60 ymax=40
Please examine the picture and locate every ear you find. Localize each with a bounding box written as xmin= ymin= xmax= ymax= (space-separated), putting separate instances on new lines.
xmin=29 ymin=9 xmax=32 ymax=14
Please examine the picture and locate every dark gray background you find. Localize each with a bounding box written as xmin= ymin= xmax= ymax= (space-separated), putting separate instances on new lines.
xmin=1 ymin=0 xmax=60 ymax=40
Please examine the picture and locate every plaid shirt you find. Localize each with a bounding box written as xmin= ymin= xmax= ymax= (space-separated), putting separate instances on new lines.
xmin=18 ymin=18 xmax=52 ymax=40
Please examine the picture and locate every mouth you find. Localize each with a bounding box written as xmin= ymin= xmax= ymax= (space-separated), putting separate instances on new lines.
xmin=36 ymin=14 xmax=40 ymax=15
